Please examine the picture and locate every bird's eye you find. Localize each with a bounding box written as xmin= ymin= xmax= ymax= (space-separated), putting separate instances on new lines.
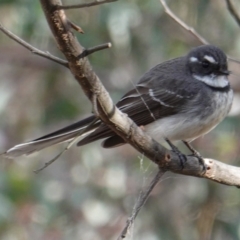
xmin=201 ymin=60 xmax=210 ymax=68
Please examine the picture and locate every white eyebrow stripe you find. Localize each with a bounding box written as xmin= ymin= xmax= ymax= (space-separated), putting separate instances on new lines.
xmin=190 ymin=57 xmax=198 ymax=62
xmin=204 ymin=55 xmax=217 ymax=63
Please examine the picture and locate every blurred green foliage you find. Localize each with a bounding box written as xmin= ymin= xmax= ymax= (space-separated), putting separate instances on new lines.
xmin=0 ymin=0 xmax=240 ymax=239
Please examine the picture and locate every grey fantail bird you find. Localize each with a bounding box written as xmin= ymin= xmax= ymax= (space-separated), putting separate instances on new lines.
xmin=4 ymin=45 xmax=233 ymax=159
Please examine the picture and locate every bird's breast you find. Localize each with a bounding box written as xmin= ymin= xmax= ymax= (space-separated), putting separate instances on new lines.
xmin=145 ymin=89 xmax=233 ymax=142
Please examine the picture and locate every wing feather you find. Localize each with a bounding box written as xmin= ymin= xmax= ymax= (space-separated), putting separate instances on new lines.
xmin=78 ymin=76 xmax=197 ymax=147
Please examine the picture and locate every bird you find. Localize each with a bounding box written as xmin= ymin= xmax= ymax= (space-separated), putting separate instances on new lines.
xmin=4 ymin=45 xmax=233 ymax=161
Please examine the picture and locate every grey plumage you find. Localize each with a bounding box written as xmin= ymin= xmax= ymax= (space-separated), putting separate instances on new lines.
xmin=4 ymin=45 xmax=233 ymax=157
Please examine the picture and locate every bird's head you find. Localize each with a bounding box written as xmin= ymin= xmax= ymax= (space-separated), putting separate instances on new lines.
xmin=187 ymin=45 xmax=230 ymax=88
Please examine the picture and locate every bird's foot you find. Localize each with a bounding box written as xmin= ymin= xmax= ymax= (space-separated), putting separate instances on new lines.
xmin=188 ymin=152 xmax=206 ymax=172
xmin=182 ymin=141 xmax=206 ymax=171
xmin=165 ymin=139 xmax=187 ymax=169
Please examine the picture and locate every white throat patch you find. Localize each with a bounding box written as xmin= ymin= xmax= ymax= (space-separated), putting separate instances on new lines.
xmin=193 ymin=74 xmax=229 ymax=88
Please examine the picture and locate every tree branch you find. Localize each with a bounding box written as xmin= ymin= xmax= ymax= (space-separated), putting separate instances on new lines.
xmin=78 ymin=42 xmax=112 ymax=58
xmin=0 ymin=23 xmax=68 ymax=68
xmin=119 ymin=169 xmax=165 ymax=239
xmin=225 ymin=0 xmax=240 ymax=27
xmin=68 ymin=20 xmax=84 ymax=33
xmin=159 ymin=1 xmax=240 ymax=71
xmin=37 ymin=0 xmax=240 ymax=187
xmin=55 ymin=0 xmax=118 ymax=10
xmin=159 ymin=0 xmax=209 ymax=45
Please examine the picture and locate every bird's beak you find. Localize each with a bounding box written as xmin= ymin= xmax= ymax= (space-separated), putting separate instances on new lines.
xmin=219 ymin=70 xmax=231 ymax=76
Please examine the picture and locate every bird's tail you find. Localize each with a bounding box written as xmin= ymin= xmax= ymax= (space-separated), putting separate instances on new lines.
xmin=4 ymin=115 xmax=100 ymax=157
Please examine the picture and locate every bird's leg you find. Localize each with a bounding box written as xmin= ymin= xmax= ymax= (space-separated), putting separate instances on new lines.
xmin=165 ymin=138 xmax=187 ymax=169
xmin=182 ymin=141 xmax=206 ymax=171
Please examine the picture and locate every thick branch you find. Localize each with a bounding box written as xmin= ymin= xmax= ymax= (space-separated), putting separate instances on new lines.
xmin=38 ymin=0 xmax=240 ymax=187
xmin=40 ymin=0 xmax=168 ymax=165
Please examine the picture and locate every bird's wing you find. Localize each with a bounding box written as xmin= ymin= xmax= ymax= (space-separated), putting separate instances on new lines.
xmin=117 ymin=84 xmax=192 ymax=125
xmin=78 ymin=76 xmax=197 ymax=147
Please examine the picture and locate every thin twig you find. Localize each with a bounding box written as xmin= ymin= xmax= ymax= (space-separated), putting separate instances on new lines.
xmin=55 ymin=0 xmax=118 ymax=10
xmin=0 ymin=23 xmax=68 ymax=68
xmin=68 ymin=20 xmax=84 ymax=33
xmin=34 ymin=152 xmax=63 ymax=174
xmin=228 ymin=56 xmax=240 ymax=64
xmin=34 ymin=118 xmax=99 ymax=173
xmin=226 ymin=0 xmax=240 ymax=27
xmin=119 ymin=169 xmax=165 ymax=239
xmin=159 ymin=0 xmax=208 ymax=45
xmin=78 ymin=42 xmax=112 ymax=58
xmin=159 ymin=0 xmax=240 ymax=64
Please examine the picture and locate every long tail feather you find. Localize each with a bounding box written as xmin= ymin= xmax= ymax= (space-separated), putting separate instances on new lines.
xmin=4 ymin=115 xmax=99 ymax=157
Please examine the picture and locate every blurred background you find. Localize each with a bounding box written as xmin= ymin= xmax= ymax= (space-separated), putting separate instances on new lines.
xmin=0 ymin=0 xmax=240 ymax=239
